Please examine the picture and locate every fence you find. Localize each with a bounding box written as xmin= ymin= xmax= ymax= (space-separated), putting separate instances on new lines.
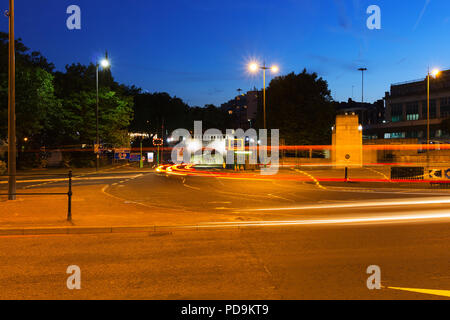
xmin=0 ymin=171 xmax=73 ymax=221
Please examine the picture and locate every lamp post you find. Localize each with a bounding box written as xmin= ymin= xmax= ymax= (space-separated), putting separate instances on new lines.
xmin=358 ymin=67 xmax=367 ymax=103
xmin=425 ymin=68 xmax=440 ymax=170
xmin=95 ymin=57 xmax=110 ymax=171
xmin=427 ymin=68 xmax=440 ymax=146
xmin=236 ymin=88 xmax=243 ymax=128
xmin=7 ymin=0 xmax=16 ymax=200
xmin=249 ymin=62 xmax=279 ymax=129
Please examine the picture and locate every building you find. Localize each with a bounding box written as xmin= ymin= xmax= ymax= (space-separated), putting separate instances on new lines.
xmin=220 ymin=89 xmax=260 ymax=129
xmin=365 ymin=69 xmax=450 ymax=143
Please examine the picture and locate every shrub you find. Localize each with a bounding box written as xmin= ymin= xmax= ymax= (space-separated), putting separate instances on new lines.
xmin=0 ymin=160 xmax=6 ymax=175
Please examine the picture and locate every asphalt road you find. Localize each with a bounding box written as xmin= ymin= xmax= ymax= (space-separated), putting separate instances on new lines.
xmin=1 ymin=167 xmax=450 ymax=299
xmin=0 ymin=223 xmax=449 ymax=300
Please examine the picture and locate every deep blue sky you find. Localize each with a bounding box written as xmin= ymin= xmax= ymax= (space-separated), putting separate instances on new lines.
xmin=1 ymin=0 xmax=449 ymax=106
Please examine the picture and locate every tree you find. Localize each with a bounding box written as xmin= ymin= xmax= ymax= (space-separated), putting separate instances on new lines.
xmin=0 ymin=32 xmax=59 ymax=147
xmin=53 ymin=63 xmax=134 ymax=147
xmin=264 ymin=69 xmax=335 ymax=145
xmin=189 ymin=104 xmax=229 ymax=131
xmin=131 ymin=92 xmax=190 ymax=135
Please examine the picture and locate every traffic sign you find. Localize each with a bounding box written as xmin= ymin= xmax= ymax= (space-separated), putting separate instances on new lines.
xmin=129 ymin=153 xmax=142 ymax=162
xmin=227 ymin=138 xmax=244 ymax=151
xmin=114 ymin=152 xmax=130 ymax=160
xmin=153 ymin=137 xmax=163 ymax=146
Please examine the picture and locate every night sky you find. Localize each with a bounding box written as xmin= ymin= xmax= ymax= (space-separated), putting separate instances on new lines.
xmin=0 ymin=0 xmax=449 ymax=106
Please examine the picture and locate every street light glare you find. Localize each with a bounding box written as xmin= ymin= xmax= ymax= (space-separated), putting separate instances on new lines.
xmin=432 ymin=68 xmax=440 ymax=77
xmin=100 ymin=59 xmax=110 ymax=68
xmin=271 ymin=65 xmax=279 ymax=73
xmin=249 ymin=63 xmax=258 ymax=72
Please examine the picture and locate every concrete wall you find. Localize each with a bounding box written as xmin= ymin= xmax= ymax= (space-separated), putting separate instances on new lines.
xmin=332 ymin=114 xmax=363 ymax=168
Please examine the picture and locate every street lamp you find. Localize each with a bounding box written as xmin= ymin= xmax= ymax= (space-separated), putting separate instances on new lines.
xmin=100 ymin=59 xmax=110 ymax=69
xmin=95 ymin=55 xmax=110 ymax=171
xmin=248 ymin=61 xmax=279 ymax=129
xmin=358 ymin=68 xmax=367 ymax=103
xmin=427 ymin=68 xmax=440 ymax=146
xmin=426 ymin=68 xmax=440 ymax=169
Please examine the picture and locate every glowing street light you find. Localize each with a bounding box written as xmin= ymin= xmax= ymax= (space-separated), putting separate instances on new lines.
xmin=95 ymin=53 xmax=111 ymax=171
xmin=100 ymin=59 xmax=110 ymax=69
xmin=248 ymin=61 xmax=279 ymax=129
xmin=431 ymin=68 xmax=440 ymax=78
xmin=249 ymin=62 xmax=258 ymax=72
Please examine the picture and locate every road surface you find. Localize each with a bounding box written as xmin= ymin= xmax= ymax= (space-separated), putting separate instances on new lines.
xmin=1 ymin=166 xmax=449 ymax=299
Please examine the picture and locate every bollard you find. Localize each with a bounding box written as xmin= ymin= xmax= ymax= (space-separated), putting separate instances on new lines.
xmin=345 ymin=167 xmax=348 ymax=182
xmin=67 ymin=170 xmax=73 ymax=221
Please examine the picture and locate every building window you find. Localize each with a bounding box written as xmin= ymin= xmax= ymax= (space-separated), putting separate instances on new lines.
xmin=385 ymin=132 xmax=405 ymax=139
xmin=422 ymin=100 xmax=436 ymax=119
xmin=391 ymin=132 xmax=405 ymax=139
xmin=441 ymin=97 xmax=450 ymax=117
xmin=391 ymin=103 xmax=403 ymax=122
xmin=406 ymin=131 xmax=419 ymax=138
xmin=406 ymin=102 xmax=419 ymax=121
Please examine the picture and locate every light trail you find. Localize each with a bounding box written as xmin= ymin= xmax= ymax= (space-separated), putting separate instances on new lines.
xmin=155 ymin=164 xmax=450 ymax=185
xmin=247 ymin=197 xmax=450 ymax=212
xmin=195 ymin=211 xmax=450 ymax=228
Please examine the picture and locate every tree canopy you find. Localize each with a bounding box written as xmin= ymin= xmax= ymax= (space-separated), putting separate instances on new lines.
xmin=264 ymin=69 xmax=335 ymax=145
xmin=0 ymin=32 xmax=133 ymax=150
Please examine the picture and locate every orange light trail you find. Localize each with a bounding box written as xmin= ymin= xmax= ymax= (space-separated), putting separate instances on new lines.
xmin=154 ymin=163 xmax=450 ymax=185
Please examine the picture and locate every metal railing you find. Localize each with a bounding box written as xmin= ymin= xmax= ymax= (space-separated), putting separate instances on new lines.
xmin=0 ymin=170 xmax=73 ymax=221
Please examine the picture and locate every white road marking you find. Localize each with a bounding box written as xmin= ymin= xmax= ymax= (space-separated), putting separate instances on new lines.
xmin=183 ymin=184 xmax=201 ymax=191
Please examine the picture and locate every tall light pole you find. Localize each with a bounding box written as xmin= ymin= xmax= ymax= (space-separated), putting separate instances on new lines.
xmin=236 ymin=88 xmax=243 ymax=128
xmin=249 ymin=62 xmax=279 ymax=129
xmin=95 ymin=57 xmax=110 ymax=171
xmin=7 ymin=0 xmax=16 ymax=200
xmin=358 ymin=67 xmax=367 ymax=103
xmin=427 ymin=68 xmax=440 ymax=146
xmin=425 ymin=68 xmax=441 ymax=170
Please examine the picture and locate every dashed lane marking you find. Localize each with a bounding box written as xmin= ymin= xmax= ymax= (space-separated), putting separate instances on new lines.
xmin=293 ymin=169 xmax=327 ymax=190
xmin=366 ymin=167 xmax=391 ymax=181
